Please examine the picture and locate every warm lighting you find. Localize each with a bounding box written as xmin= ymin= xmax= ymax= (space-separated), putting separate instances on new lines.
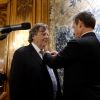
xmin=0 ymin=0 xmax=7 ymax=4
xmin=0 ymin=59 xmax=4 ymax=73
xmin=12 ymin=30 xmax=29 ymax=50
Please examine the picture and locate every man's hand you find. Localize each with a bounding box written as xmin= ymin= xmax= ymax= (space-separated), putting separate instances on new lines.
xmin=45 ymin=50 xmax=58 ymax=57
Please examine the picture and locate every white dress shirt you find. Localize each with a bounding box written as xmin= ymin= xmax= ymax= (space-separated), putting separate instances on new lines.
xmin=31 ymin=43 xmax=57 ymax=99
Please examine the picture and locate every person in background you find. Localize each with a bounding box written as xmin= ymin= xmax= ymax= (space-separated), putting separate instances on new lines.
xmin=9 ymin=23 xmax=62 ymax=100
xmin=43 ymin=11 xmax=100 ymax=100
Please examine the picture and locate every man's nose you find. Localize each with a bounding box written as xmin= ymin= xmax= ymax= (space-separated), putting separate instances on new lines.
xmin=45 ymin=34 xmax=49 ymax=38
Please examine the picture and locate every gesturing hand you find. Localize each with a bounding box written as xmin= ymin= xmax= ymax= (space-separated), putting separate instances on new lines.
xmin=45 ymin=50 xmax=58 ymax=57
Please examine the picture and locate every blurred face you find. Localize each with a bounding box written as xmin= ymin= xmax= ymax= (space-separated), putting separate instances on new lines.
xmin=72 ymin=20 xmax=83 ymax=38
xmin=32 ymin=27 xmax=49 ymax=50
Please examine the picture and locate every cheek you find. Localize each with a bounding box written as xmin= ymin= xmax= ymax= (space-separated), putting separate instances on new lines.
xmin=41 ymin=38 xmax=47 ymax=43
xmin=74 ymin=28 xmax=79 ymax=37
xmin=43 ymin=39 xmax=48 ymax=43
xmin=74 ymin=28 xmax=77 ymax=34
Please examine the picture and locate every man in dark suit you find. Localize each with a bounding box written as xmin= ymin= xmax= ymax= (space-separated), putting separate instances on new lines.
xmin=43 ymin=11 xmax=100 ymax=100
xmin=9 ymin=23 xmax=62 ymax=100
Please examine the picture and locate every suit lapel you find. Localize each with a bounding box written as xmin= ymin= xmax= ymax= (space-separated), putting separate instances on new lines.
xmin=28 ymin=44 xmax=42 ymax=64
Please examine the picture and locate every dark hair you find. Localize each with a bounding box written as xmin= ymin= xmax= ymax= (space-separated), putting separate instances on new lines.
xmin=28 ymin=23 xmax=48 ymax=43
xmin=74 ymin=11 xmax=96 ymax=29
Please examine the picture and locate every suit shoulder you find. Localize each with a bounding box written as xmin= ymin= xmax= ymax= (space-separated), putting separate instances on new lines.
xmin=13 ymin=45 xmax=30 ymax=57
xmin=69 ymin=38 xmax=89 ymax=44
xmin=68 ymin=39 xmax=80 ymax=45
xmin=15 ymin=46 xmax=28 ymax=52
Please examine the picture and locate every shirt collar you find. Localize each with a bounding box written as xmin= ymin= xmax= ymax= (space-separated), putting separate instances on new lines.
xmin=81 ymin=31 xmax=93 ymax=37
xmin=31 ymin=42 xmax=40 ymax=53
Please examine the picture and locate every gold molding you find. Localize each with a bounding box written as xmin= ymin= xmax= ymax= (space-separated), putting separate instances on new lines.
xmin=0 ymin=4 xmax=7 ymax=26
xmin=0 ymin=0 xmax=8 ymax=4
xmin=16 ymin=0 xmax=33 ymax=20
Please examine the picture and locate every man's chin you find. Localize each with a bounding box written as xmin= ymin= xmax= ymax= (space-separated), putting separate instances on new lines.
xmin=41 ymin=45 xmax=46 ymax=49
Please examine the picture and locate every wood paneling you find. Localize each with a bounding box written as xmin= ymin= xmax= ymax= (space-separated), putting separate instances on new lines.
xmin=41 ymin=0 xmax=49 ymax=24
xmin=0 ymin=0 xmax=8 ymax=4
xmin=35 ymin=0 xmax=49 ymax=24
xmin=35 ymin=0 xmax=42 ymax=22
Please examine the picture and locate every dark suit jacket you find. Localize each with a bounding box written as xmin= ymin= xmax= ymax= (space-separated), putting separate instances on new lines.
xmin=44 ymin=32 xmax=100 ymax=100
xmin=9 ymin=44 xmax=62 ymax=100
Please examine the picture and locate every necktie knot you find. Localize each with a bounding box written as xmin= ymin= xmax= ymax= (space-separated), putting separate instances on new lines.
xmin=39 ymin=50 xmax=44 ymax=56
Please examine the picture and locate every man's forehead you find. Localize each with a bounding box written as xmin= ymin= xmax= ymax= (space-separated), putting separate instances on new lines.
xmin=38 ymin=27 xmax=48 ymax=32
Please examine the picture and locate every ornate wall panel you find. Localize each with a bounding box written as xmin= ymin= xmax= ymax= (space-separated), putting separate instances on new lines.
xmin=17 ymin=0 xmax=33 ymax=21
xmin=35 ymin=0 xmax=49 ymax=24
xmin=50 ymin=0 xmax=100 ymax=51
xmin=0 ymin=0 xmax=8 ymax=4
xmin=0 ymin=4 xmax=7 ymax=26
xmin=0 ymin=3 xmax=7 ymax=80
xmin=0 ymin=2 xmax=8 ymax=100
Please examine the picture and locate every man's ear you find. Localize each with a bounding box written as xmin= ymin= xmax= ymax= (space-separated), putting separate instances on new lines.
xmin=78 ymin=20 xmax=84 ymax=28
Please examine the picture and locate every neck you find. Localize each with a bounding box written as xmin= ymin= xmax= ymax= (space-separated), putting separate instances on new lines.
xmin=82 ymin=27 xmax=93 ymax=33
xmin=80 ymin=28 xmax=93 ymax=37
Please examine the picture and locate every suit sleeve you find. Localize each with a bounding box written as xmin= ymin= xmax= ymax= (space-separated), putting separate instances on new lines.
xmin=43 ymin=40 xmax=80 ymax=68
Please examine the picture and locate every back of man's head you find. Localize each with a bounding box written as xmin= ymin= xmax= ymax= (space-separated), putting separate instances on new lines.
xmin=74 ymin=11 xmax=96 ymax=29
